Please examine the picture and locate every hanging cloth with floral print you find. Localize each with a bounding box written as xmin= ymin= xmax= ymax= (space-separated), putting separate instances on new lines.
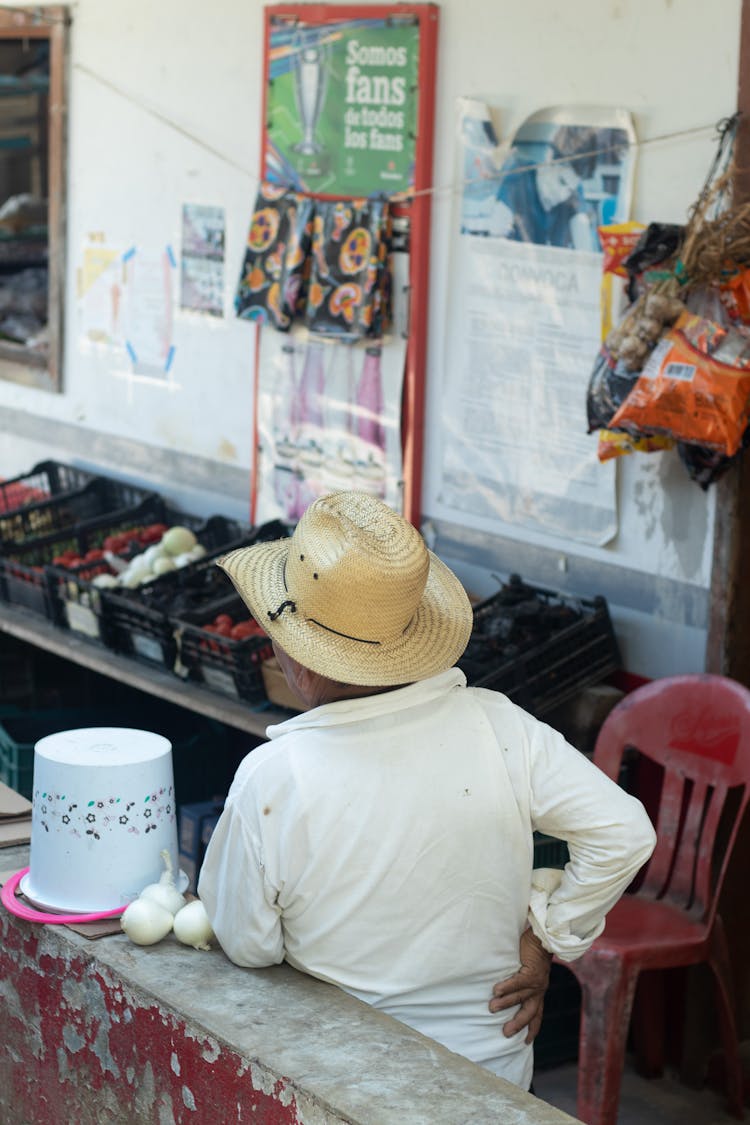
xmin=235 ymin=181 xmax=314 ymax=330
xmin=305 ymin=197 xmax=392 ymax=340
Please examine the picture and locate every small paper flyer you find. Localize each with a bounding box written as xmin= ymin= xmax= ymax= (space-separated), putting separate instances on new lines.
xmin=180 ymin=203 xmax=226 ymax=317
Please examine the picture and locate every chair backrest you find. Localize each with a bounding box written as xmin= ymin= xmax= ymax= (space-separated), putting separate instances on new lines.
xmin=594 ymin=674 xmax=750 ymax=923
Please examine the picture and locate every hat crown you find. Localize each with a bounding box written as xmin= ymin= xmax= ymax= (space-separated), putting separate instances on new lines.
xmin=286 ymin=493 xmax=429 ymax=645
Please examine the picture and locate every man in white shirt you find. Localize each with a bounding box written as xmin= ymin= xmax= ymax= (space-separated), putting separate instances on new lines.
xmin=198 ymin=491 xmax=656 ymax=1090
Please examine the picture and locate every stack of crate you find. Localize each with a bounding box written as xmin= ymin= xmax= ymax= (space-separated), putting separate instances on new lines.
xmin=178 ymin=799 xmax=225 ymax=892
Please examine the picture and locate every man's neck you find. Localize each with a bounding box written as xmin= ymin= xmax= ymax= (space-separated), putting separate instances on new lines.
xmin=307 ymin=679 xmax=400 ymax=708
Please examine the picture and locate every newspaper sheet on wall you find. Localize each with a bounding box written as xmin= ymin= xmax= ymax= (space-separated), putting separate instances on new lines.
xmin=440 ymin=104 xmax=636 ymax=546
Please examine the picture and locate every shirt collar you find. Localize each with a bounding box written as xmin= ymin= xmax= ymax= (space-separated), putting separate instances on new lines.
xmin=265 ymin=667 xmax=467 ymax=738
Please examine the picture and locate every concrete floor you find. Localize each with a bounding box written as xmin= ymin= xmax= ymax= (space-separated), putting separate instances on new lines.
xmin=534 ymin=1057 xmax=741 ymax=1124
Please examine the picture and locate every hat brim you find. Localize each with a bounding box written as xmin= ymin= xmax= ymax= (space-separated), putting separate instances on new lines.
xmin=217 ymin=538 xmax=473 ymax=687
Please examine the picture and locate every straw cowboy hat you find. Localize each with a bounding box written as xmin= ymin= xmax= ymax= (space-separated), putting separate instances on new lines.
xmin=217 ymin=491 xmax=473 ymax=687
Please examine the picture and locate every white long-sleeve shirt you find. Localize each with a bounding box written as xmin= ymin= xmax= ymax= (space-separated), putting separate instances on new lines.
xmin=198 ymin=668 xmax=655 ymax=1089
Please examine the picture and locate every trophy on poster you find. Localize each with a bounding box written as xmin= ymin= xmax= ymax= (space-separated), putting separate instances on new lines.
xmin=293 ymin=35 xmax=328 ymax=155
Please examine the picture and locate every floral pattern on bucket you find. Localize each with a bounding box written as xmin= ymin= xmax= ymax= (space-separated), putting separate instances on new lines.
xmin=34 ymin=785 xmax=175 ymax=839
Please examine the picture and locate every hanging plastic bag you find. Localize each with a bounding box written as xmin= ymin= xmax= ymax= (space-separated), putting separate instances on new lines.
xmin=598 ymin=222 xmax=647 ymax=278
xmin=587 ymin=228 xmax=685 ymax=459
xmin=676 ymin=427 xmax=750 ymax=489
xmin=621 ymin=222 xmax=684 ymax=301
xmin=609 ymin=309 xmax=750 ymax=456
xmin=586 ymin=283 xmax=686 ymax=432
xmin=719 ymin=266 xmax=750 ymax=323
xmin=597 ymin=428 xmax=674 ymax=463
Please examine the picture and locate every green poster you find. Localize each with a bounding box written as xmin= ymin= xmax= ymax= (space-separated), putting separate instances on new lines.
xmin=266 ymin=18 xmax=420 ymax=196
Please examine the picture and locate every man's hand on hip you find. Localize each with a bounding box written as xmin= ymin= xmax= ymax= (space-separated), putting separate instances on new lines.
xmin=488 ymin=927 xmax=552 ymax=1044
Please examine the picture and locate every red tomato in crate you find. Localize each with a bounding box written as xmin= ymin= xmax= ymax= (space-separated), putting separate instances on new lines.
xmin=51 ymin=549 xmax=78 ymax=568
xmin=82 ymin=562 xmax=110 ymax=581
xmin=213 ymin=614 xmax=234 ymax=629
xmin=83 ymin=548 xmax=104 ymax=562
xmin=201 ymin=623 xmax=223 ymax=653
xmin=103 ymin=533 xmax=130 ymax=554
xmin=139 ymin=523 xmax=168 ymax=545
xmin=231 ymin=619 xmax=266 ymax=641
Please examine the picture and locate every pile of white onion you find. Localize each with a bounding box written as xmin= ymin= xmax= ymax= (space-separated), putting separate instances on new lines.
xmin=120 ymin=849 xmax=215 ymax=951
xmin=93 ymin=525 xmax=207 ymax=591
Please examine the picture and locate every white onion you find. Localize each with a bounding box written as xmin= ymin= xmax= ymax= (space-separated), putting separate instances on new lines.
xmin=126 ymin=553 xmax=152 ymax=576
xmin=138 ymin=849 xmax=186 ymax=915
xmin=152 ymin=556 xmax=177 ymax=576
xmin=139 ymin=880 xmax=186 ymax=916
xmin=92 ymin=573 xmax=118 ymax=589
xmin=161 ymin=526 xmax=198 ymax=556
xmin=173 ymin=899 xmax=215 ymax=951
xmin=142 ymin=543 xmax=167 ymax=565
xmin=121 ymin=898 xmax=174 ymax=946
xmin=119 ymin=570 xmax=147 ymax=589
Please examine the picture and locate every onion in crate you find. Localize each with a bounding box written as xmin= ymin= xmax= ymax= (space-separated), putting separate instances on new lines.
xmin=161 ymin=526 xmax=198 ymax=556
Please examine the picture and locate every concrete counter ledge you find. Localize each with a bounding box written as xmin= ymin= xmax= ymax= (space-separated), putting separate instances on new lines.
xmin=0 ymin=846 xmax=580 ymax=1124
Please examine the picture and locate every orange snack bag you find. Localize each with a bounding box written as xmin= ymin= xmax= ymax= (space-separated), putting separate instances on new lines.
xmin=721 ymin=268 xmax=750 ymax=323
xmin=597 ymin=428 xmax=674 ymax=463
xmin=610 ymin=312 xmax=750 ymax=456
xmin=598 ymin=222 xmax=647 ymax=277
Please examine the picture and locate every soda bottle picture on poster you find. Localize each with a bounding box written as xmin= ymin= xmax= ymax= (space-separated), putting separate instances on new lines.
xmin=265 ymin=16 xmax=420 ymax=196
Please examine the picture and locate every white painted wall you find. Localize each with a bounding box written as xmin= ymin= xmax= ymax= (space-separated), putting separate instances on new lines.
xmin=0 ymin=0 xmax=742 ymax=678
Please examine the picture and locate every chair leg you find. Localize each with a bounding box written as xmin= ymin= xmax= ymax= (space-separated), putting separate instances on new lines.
xmin=708 ymin=915 xmax=745 ymax=1120
xmin=631 ymin=969 xmax=666 ymax=1078
xmin=573 ymin=955 xmax=640 ymax=1125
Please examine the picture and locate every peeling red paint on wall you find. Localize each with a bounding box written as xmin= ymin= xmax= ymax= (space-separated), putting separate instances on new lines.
xmin=0 ymin=915 xmax=304 ymax=1124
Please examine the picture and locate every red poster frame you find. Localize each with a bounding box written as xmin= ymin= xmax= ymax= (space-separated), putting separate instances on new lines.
xmin=256 ymin=3 xmax=439 ymax=528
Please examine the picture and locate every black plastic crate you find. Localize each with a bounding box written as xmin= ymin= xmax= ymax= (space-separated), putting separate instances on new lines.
xmin=176 ymin=593 xmax=273 ymax=703
xmin=458 ymin=575 xmax=621 ymax=718
xmin=0 ymin=474 xmax=161 ymax=553
xmin=0 ymin=460 xmax=98 ymax=524
xmin=102 ymin=518 xmax=287 ymax=670
xmin=48 ymin=552 xmax=136 ymax=643
xmin=0 ymin=494 xmax=166 ymax=619
xmin=50 ymin=513 xmax=250 ymax=650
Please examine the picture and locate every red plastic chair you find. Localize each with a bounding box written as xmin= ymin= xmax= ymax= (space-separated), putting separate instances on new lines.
xmin=556 ymin=674 xmax=750 ymax=1125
